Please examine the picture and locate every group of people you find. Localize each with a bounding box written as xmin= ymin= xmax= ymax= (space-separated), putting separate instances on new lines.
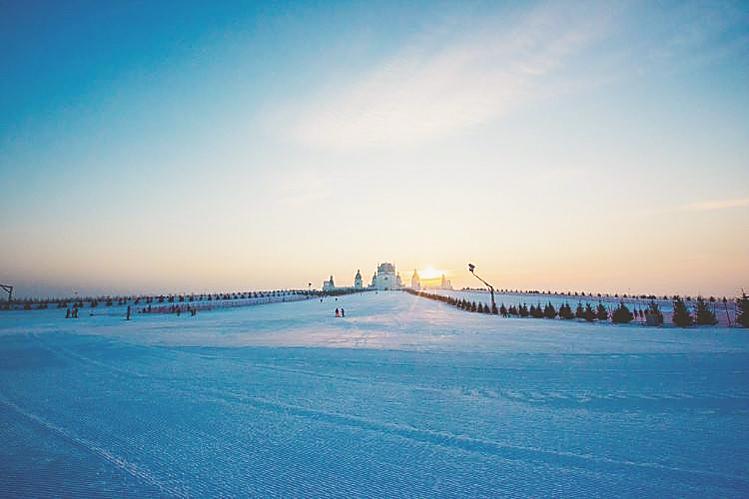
xmin=172 ymin=305 xmax=197 ymax=317
xmin=65 ymin=304 xmax=197 ymax=320
xmin=335 ymin=307 xmax=345 ymax=317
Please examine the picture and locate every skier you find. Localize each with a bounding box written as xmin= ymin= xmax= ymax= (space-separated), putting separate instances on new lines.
xmin=341 ymin=308 xmax=345 ymax=318
xmin=65 ymin=308 xmax=71 ymax=319
xmin=335 ymin=308 xmax=340 ymax=317
xmin=126 ymin=305 xmax=131 ymax=321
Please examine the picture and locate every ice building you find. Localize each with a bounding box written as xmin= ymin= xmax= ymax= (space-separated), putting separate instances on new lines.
xmin=370 ymin=262 xmax=402 ymax=291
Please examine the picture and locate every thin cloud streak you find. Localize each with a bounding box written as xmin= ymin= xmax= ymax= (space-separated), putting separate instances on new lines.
xmin=292 ymin=3 xmax=611 ymax=151
xmin=681 ymin=197 xmax=749 ymax=212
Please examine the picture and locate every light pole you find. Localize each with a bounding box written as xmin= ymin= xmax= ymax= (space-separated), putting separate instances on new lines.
xmin=0 ymin=284 xmax=12 ymax=305
xmin=468 ymin=263 xmax=496 ymax=313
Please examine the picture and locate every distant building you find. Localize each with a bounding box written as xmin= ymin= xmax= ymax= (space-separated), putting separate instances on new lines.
xmin=321 ymin=262 xmax=404 ymax=292
xmin=411 ymin=270 xmax=421 ymax=290
xmin=322 ymin=275 xmax=336 ymax=292
xmin=371 ymin=262 xmax=401 ymax=290
xmin=440 ymin=274 xmax=453 ymax=290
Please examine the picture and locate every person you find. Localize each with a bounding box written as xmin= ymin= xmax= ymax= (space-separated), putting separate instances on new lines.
xmin=72 ymin=307 xmax=78 ymax=319
xmin=341 ymin=308 xmax=345 ymax=318
xmin=335 ymin=308 xmax=340 ymax=317
xmin=126 ymin=305 xmax=131 ymax=321
xmin=65 ymin=308 xmax=71 ymax=319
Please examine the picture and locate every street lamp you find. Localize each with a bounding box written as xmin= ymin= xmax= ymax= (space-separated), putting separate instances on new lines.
xmin=468 ymin=263 xmax=496 ymax=313
xmin=0 ymin=284 xmax=12 ymax=305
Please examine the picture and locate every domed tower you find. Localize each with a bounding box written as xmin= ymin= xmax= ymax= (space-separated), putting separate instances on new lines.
xmin=322 ymin=275 xmax=335 ymax=292
xmin=354 ymin=270 xmax=363 ymax=289
xmin=411 ymin=270 xmax=421 ymax=290
xmin=440 ymin=273 xmax=452 ymax=290
xmin=373 ymin=262 xmax=398 ymax=290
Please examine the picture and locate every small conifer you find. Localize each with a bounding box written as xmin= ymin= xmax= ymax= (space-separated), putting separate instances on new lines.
xmin=672 ymin=297 xmax=694 ymax=327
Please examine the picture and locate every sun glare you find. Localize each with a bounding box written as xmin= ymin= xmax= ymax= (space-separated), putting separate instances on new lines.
xmin=419 ymin=266 xmax=445 ymax=280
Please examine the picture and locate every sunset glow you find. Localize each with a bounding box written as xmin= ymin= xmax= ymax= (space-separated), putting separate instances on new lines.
xmin=0 ymin=2 xmax=747 ymax=298
xmin=418 ymin=267 xmax=445 ymax=281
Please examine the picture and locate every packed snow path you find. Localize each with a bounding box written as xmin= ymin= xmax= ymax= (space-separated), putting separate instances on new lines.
xmin=1 ymin=292 xmax=748 ymax=497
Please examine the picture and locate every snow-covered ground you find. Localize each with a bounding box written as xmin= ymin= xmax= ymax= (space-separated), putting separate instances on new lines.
xmin=1 ymin=292 xmax=748 ymax=496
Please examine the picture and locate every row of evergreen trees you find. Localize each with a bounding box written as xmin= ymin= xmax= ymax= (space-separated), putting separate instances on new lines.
xmin=463 ymin=288 xmax=733 ymax=304
xmin=3 ymin=289 xmax=315 ymax=311
xmin=671 ymin=296 xmax=729 ymax=327
xmin=405 ymin=289 xmax=749 ymax=328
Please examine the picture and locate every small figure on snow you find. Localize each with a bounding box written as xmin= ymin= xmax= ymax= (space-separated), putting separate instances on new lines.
xmin=335 ymin=308 xmax=340 ymax=317
xmin=341 ymin=308 xmax=345 ymax=318
xmin=65 ymin=308 xmax=71 ymax=319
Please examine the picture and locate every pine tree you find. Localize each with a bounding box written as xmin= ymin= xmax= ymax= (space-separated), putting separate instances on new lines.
xmin=735 ymin=293 xmax=748 ymax=328
xmin=575 ymin=302 xmax=584 ymax=319
xmin=611 ymin=302 xmax=634 ymax=324
xmin=484 ymin=303 xmax=492 ymax=314
xmin=596 ymin=303 xmax=608 ymax=321
xmin=530 ymin=304 xmax=544 ymax=319
xmin=694 ymin=296 xmax=717 ymax=325
xmin=477 ymin=303 xmax=484 ymax=313
xmin=584 ymin=303 xmax=596 ymax=322
xmin=672 ymin=297 xmax=694 ymax=327
xmin=471 ymin=301 xmax=478 ymax=312
xmin=645 ymin=301 xmax=664 ymax=326
xmin=559 ymin=303 xmax=574 ymax=320
xmin=543 ymin=302 xmax=557 ymax=319
xmin=519 ymin=304 xmax=529 ymax=317
xmin=499 ymin=304 xmax=508 ymax=317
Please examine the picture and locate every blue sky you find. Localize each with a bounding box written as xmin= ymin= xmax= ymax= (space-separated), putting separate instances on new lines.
xmin=1 ymin=0 xmax=748 ymax=297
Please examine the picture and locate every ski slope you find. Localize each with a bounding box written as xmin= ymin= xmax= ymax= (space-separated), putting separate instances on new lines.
xmin=1 ymin=291 xmax=748 ymax=497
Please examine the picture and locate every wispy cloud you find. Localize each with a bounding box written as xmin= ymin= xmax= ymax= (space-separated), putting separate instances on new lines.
xmin=291 ymin=3 xmax=610 ymax=151
xmin=681 ymin=197 xmax=749 ymax=212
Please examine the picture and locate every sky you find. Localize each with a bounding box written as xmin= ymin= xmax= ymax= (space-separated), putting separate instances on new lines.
xmin=1 ymin=0 xmax=748 ymax=298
